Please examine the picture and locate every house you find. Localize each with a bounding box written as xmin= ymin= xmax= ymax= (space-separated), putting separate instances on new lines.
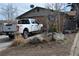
xmin=16 ymin=7 xmax=66 ymax=32
xmin=63 ymin=11 xmax=77 ymax=32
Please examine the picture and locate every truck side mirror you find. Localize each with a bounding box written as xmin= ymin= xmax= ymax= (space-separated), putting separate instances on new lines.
xmin=36 ymin=21 xmax=39 ymax=25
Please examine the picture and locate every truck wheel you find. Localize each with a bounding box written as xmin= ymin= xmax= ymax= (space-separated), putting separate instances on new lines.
xmin=23 ymin=30 xmax=29 ymax=39
xmin=9 ymin=34 xmax=15 ymax=40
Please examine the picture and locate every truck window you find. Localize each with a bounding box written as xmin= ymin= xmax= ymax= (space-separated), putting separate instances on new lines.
xmin=31 ymin=20 xmax=39 ymax=24
xmin=18 ymin=20 xmax=30 ymax=24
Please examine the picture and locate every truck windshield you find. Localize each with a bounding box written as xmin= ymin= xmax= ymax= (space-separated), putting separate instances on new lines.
xmin=18 ymin=20 xmax=30 ymax=24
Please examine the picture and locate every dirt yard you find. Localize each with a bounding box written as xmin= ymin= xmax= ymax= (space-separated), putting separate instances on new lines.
xmin=0 ymin=33 xmax=76 ymax=56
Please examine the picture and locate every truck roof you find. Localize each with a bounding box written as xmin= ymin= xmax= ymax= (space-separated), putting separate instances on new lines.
xmin=29 ymin=18 xmax=36 ymax=21
xmin=18 ymin=18 xmax=36 ymax=21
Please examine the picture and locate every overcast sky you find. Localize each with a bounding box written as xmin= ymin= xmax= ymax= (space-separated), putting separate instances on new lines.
xmin=0 ymin=3 xmax=71 ymax=20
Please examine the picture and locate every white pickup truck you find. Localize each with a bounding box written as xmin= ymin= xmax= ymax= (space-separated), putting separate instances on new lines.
xmin=0 ymin=23 xmax=17 ymax=39
xmin=0 ymin=18 xmax=43 ymax=39
xmin=17 ymin=18 xmax=43 ymax=39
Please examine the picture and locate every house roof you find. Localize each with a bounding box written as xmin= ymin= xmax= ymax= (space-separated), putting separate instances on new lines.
xmin=16 ymin=7 xmax=54 ymax=19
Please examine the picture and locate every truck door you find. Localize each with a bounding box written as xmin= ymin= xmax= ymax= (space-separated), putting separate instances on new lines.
xmin=30 ymin=19 xmax=38 ymax=31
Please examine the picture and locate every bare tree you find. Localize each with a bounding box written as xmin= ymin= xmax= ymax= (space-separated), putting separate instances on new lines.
xmin=0 ymin=4 xmax=18 ymax=20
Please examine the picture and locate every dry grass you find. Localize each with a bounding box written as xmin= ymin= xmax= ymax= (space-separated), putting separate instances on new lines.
xmin=11 ymin=33 xmax=74 ymax=48
xmin=11 ymin=33 xmax=52 ymax=47
xmin=11 ymin=34 xmax=27 ymax=47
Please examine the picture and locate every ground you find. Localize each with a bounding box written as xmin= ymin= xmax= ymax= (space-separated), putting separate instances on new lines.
xmin=71 ymin=32 xmax=79 ymax=56
xmin=0 ymin=33 xmax=76 ymax=56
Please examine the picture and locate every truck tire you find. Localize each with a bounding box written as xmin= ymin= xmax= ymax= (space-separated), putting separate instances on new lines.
xmin=23 ymin=30 xmax=29 ymax=39
xmin=8 ymin=34 xmax=15 ymax=40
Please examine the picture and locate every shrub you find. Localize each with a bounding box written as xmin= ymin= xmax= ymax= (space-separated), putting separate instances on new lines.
xmin=49 ymin=25 xmax=57 ymax=32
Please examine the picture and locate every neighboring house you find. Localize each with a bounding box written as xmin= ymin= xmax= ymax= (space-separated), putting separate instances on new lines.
xmin=64 ymin=11 xmax=77 ymax=32
xmin=16 ymin=7 xmax=66 ymax=32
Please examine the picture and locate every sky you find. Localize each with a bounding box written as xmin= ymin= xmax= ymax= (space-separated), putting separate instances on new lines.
xmin=0 ymin=3 xmax=71 ymax=20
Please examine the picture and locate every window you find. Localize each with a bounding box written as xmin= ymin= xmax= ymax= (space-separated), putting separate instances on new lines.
xmin=18 ymin=20 xmax=30 ymax=24
xmin=31 ymin=20 xmax=36 ymax=24
xmin=37 ymin=8 xmax=40 ymax=12
xmin=48 ymin=15 xmax=54 ymax=21
xmin=31 ymin=20 xmax=39 ymax=24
